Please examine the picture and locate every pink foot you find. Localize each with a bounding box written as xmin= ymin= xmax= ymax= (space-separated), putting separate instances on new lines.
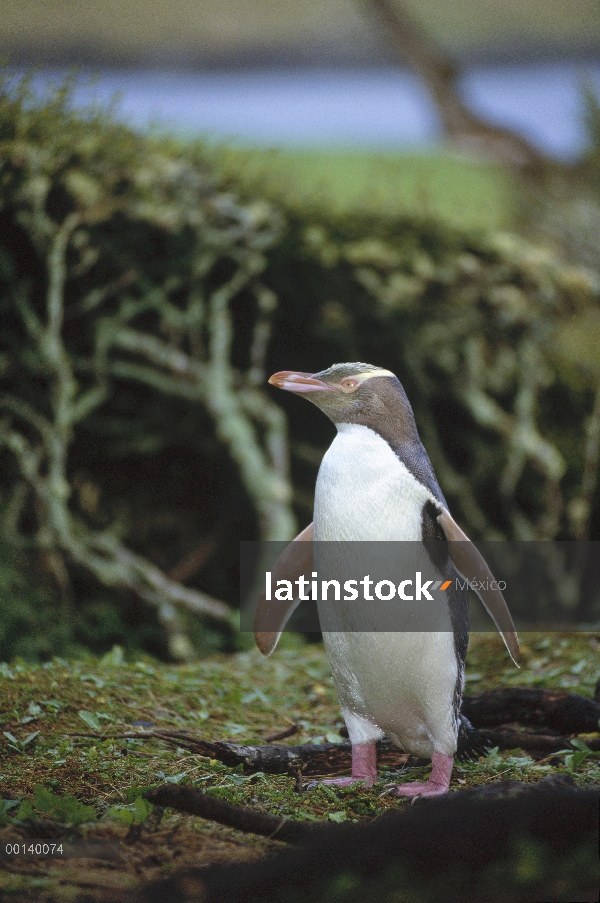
xmin=309 ymin=742 xmax=377 ymax=789
xmin=320 ymin=776 xmax=373 ymax=788
xmin=392 ymin=751 xmax=453 ymax=799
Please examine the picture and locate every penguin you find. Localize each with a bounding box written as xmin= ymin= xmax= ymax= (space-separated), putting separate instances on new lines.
xmin=255 ymin=363 xmax=519 ymax=798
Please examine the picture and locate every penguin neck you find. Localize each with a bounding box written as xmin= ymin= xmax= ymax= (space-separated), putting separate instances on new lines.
xmin=332 ymin=380 xmax=422 ymax=449
xmin=334 ymin=409 xmax=446 ymax=508
xmin=334 ymin=410 xmax=421 ymax=453
xmin=315 ymin=423 xmax=432 ymax=542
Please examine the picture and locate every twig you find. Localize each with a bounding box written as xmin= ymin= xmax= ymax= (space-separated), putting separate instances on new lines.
xmin=167 ymin=532 xmax=220 ymax=583
xmin=144 ymin=784 xmax=317 ymax=843
xmin=461 ymin=337 xmax=565 ymax=541
xmin=570 ymin=377 xmax=600 ymax=539
xmin=263 ymin=725 xmax=299 ymax=743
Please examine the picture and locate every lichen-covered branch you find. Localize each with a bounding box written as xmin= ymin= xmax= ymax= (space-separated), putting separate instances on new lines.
xmin=569 ymin=379 xmax=600 ymax=539
xmin=0 ymin=78 xmax=300 ymax=658
xmin=102 ymin=290 xmax=295 ymax=540
xmin=459 ymin=336 xmax=566 ymax=539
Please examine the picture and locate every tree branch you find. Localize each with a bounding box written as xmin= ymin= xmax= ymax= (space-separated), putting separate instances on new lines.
xmin=360 ymin=0 xmax=544 ymax=168
xmin=144 ymin=785 xmax=316 ymax=843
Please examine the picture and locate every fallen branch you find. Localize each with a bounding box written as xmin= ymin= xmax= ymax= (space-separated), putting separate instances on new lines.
xmin=71 ymin=727 xmax=595 ymax=774
xmin=69 ymin=729 xmax=412 ymax=774
xmin=143 ymin=783 xmax=600 ymax=903
xmin=145 ymin=785 xmax=317 ymax=843
xmin=462 ymin=688 xmax=600 ymax=734
xmin=70 ymin=687 xmax=600 ymax=772
xmin=147 ymin=780 xmax=576 ymax=845
xmin=479 ymin=728 xmax=600 ymax=754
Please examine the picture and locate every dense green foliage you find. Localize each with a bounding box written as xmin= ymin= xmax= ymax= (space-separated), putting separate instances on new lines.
xmin=1 ymin=72 xmax=599 ymax=661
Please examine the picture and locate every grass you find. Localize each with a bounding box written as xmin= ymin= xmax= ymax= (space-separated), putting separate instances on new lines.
xmin=0 ymin=631 xmax=599 ymax=900
xmin=214 ymin=146 xmax=518 ymax=231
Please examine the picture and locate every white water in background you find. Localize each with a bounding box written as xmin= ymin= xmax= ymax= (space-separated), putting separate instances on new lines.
xmin=27 ymin=61 xmax=600 ymax=160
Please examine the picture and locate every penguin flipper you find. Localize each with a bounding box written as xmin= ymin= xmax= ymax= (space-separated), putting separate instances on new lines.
xmin=254 ymin=523 xmax=313 ymax=656
xmin=437 ymin=508 xmax=520 ymax=667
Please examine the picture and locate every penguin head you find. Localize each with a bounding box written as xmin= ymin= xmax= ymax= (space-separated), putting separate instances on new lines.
xmin=269 ymin=362 xmax=418 ymax=436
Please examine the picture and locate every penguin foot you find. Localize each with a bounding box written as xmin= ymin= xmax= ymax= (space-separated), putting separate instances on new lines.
xmin=307 ymin=742 xmax=377 ymax=790
xmin=391 ymin=780 xmax=448 ymax=799
xmin=312 ymin=775 xmax=376 ymax=789
xmin=391 ymin=751 xmax=453 ymax=799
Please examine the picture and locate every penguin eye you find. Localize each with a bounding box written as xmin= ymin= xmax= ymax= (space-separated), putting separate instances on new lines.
xmin=340 ymin=378 xmax=359 ymax=392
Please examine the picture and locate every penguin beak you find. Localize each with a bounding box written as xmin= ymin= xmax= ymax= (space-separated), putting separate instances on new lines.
xmin=268 ymin=371 xmax=334 ymax=393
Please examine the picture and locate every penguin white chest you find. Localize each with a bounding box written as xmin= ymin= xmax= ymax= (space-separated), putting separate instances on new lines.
xmin=312 ymin=423 xmax=459 ymax=758
xmin=313 ymin=423 xmax=432 ymax=541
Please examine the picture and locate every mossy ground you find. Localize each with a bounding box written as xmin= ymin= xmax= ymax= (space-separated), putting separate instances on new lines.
xmin=0 ymin=631 xmax=599 ymax=900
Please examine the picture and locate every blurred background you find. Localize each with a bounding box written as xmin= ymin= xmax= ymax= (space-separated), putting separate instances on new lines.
xmin=1 ymin=0 xmax=600 ymax=662
xmin=3 ymin=0 xmax=600 ymax=157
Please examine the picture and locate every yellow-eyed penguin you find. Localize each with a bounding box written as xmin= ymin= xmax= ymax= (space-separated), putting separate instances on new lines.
xmin=255 ymin=363 xmax=519 ymax=798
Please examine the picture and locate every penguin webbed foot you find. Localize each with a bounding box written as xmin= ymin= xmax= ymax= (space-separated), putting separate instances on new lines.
xmin=307 ymin=775 xmax=376 ymax=790
xmin=306 ymin=742 xmax=377 ymax=791
xmin=391 ymin=780 xmax=449 ymax=800
xmin=387 ymin=751 xmax=453 ymax=800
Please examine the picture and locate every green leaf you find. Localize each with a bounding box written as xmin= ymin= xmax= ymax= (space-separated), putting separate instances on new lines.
xmin=569 ymin=738 xmax=591 ymax=752
xmin=101 ymin=645 xmax=124 ymax=667
xmin=164 ymin=772 xmax=187 ymax=784
xmin=106 ymin=806 xmax=135 ymax=825
xmin=328 ymin=811 xmax=347 ymax=823
xmin=15 ymin=799 xmax=34 ymax=821
xmin=192 ymin=710 xmax=210 ymax=721
xmin=21 ymin=731 xmax=40 ymax=747
xmin=133 ymin=796 xmax=153 ymax=823
xmin=80 ymin=674 xmax=105 ymax=688
xmin=31 ymin=785 xmax=97 ymax=825
xmin=241 ymin=689 xmax=270 ymax=705
xmin=0 ymin=799 xmax=19 ymax=826
xmin=106 ymin=795 xmax=153 ymax=825
xmin=224 ymin=723 xmax=246 ymax=736
xmin=78 ymin=711 xmax=102 ymax=731
xmin=565 ymin=750 xmax=590 ymax=773
xmin=134 ymin=662 xmax=155 ymax=675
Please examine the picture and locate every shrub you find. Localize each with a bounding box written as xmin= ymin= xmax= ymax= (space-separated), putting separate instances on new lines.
xmin=1 ymin=72 xmax=599 ymax=659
